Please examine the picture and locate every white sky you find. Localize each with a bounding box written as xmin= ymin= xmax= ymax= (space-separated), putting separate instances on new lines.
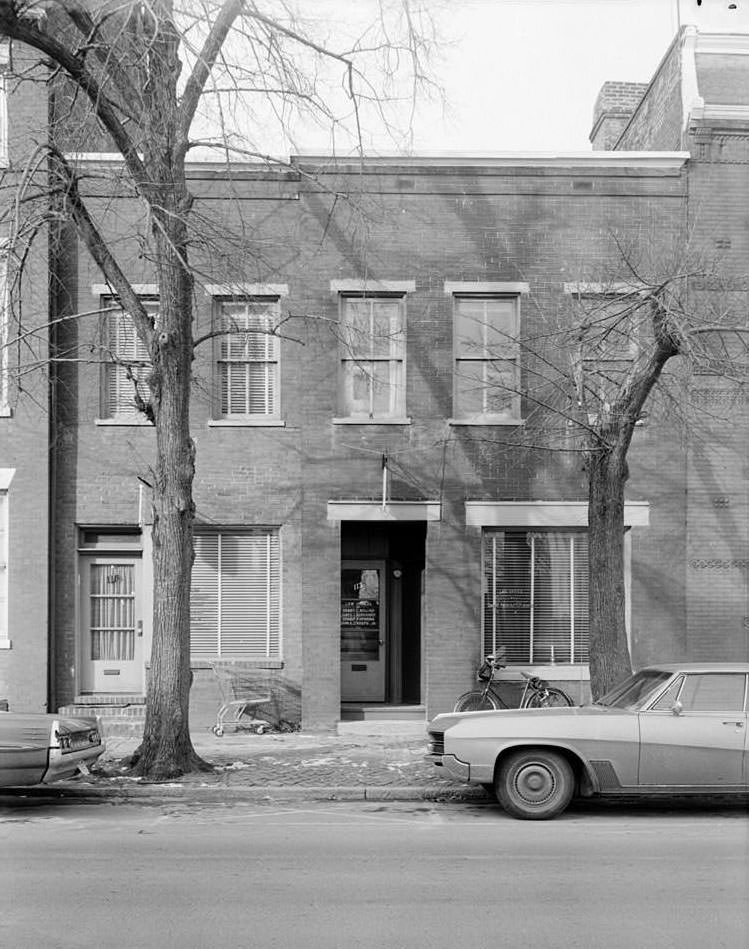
xmin=404 ymin=0 xmax=749 ymax=152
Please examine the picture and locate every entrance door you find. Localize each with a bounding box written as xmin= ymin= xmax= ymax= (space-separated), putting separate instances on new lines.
xmin=340 ymin=561 xmax=386 ymax=702
xmin=80 ymin=557 xmax=144 ymax=693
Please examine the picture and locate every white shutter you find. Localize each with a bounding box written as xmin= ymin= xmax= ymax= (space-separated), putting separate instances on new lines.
xmin=191 ymin=533 xmax=220 ymax=658
xmin=483 ymin=531 xmax=532 ymax=663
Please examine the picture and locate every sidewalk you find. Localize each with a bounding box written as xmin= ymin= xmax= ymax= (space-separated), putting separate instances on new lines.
xmin=17 ymin=727 xmax=489 ymax=804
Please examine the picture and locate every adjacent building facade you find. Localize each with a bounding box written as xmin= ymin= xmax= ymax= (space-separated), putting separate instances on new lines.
xmin=1 ymin=26 xmax=747 ymax=732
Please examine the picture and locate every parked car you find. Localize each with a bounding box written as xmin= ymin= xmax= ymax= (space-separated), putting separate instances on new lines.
xmin=427 ymin=663 xmax=749 ymax=819
xmin=0 ymin=711 xmax=104 ymax=787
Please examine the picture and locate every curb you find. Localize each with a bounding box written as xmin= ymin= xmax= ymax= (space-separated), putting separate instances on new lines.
xmin=1 ymin=782 xmax=490 ymax=805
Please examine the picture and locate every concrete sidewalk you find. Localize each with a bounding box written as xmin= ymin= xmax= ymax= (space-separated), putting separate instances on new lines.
xmin=9 ymin=727 xmax=488 ymax=804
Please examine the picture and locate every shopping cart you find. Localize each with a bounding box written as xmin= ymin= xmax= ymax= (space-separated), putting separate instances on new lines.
xmin=209 ymin=661 xmax=272 ymax=736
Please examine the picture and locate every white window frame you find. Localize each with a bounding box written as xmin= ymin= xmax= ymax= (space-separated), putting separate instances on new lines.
xmin=483 ymin=528 xmax=590 ymax=668
xmin=214 ymin=297 xmax=281 ymax=422
xmin=190 ymin=528 xmax=282 ymax=660
xmin=95 ymin=289 xmax=157 ymax=424
xmin=332 ymin=280 xmax=412 ymax=424
xmin=0 ymin=255 xmax=8 ymax=415
xmin=447 ymin=282 xmax=529 ymax=426
xmin=0 ymin=468 xmax=13 ymax=650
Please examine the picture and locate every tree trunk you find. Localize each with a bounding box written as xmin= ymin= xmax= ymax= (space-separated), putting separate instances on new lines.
xmin=587 ymin=443 xmax=634 ymax=700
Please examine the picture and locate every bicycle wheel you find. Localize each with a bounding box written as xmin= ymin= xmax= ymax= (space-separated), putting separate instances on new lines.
xmin=453 ymin=689 xmax=499 ymax=713
xmin=524 ymin=687 xmax=573 ymax=709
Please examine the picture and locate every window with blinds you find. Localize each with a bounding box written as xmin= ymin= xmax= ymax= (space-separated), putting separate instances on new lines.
xmin=217 ymin=299 xmax=280 ymax=417
xmin=339 ymin=296 xmax=406 ymax=418
xmin=101 ymin=299 xmax=156 ymax=418
xmin=454 ymin=296 xmax=520 ymax=421
xmin=0 ymin=492 xmax=7 ymax=642
xmin=191 ymin=529 xmax=281 ymax=659
xmin=483 ymin=530 xmax=589 ymax=664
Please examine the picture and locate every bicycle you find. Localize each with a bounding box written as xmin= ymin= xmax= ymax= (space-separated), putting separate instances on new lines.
xmin=453 ymin=649 xmax=574 ymax=712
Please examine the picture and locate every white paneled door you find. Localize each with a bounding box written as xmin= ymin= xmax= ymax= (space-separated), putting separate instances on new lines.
xmin=80 ymin=557 xmax=143 ymax=693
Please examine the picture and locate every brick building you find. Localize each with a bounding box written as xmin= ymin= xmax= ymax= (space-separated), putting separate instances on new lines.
xmin=1 ymin=25 xmax=747 ymax=732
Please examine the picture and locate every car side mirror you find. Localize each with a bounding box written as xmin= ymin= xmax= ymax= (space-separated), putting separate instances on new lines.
xmin=671 ymin=700 xmax=683 ymax=717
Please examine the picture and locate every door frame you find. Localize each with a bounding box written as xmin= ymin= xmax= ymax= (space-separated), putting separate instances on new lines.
xmin=78 ymin=550 xmax=144 ymax=694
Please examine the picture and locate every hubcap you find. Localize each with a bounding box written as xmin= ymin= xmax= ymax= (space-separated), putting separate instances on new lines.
xmin=515 ymin=761 xmax=556 ymax=804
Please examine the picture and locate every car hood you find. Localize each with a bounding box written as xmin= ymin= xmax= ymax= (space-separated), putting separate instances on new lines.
xmin=428 ymin=704 xmax=625 ymax=734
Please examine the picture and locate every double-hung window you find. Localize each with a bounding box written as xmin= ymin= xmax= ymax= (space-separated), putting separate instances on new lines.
xmin=100 ymin=297 xmax=156 ymax=420
xmin=449 ymin=284 xmax=526 ymax=423
xmin=0 ymin=487 xmax=7 ymax=648
xmin=0 ymin=255 xmax=8 ymax=414
xmin=338 ymin=295 xmax=406 ymax=419
xmin=483 ymin=529 xmax=589 ymax=665
xmin=565 ymin=285 xmax=642 ymax=419
xmin=217 ymin=298 xmax=280 ymax=419
xmin=191 ymin=529 xmax=281 ymax=660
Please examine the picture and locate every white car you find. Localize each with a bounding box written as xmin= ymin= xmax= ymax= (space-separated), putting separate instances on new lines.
xmin=426 ymin=663 xmax=749 ymax=819
xmin=0 ymin=711 xmax=104 ymax=787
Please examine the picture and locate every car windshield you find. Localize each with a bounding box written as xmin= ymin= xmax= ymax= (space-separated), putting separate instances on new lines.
xmin=595 ymin=670 xmax=673 ymax=710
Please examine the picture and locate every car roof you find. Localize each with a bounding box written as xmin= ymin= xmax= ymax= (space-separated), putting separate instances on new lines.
xmin=640 ymin=662 xmax=749 ymax=674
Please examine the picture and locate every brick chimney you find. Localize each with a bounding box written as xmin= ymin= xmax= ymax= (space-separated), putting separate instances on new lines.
xmin=589 ymin=81 xmax=648 ymax=150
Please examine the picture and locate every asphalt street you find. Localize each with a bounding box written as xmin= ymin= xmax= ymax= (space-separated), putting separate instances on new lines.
xmin=2 ymin=797 xmax=747 ymax=949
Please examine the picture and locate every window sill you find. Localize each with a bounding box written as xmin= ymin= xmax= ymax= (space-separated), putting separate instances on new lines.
xmin=190 ymin=658 xmax=284 ymax=669
xmin=333 ymin=417 xmax=412 ymax=425
xmin=208 ymin=418 xmax=286 ymax=428
xmin=495 ymin=664 xmax=589 ymax=681
xmin=0 ymin=405 xmax=11 ymax=418
xmin=449 ymin=417 xmax=525 ymax=427
xmin=95 ymin=417 xmax=153 ymax=427
xmin=0 ymin=638 xmax=11 ymax=650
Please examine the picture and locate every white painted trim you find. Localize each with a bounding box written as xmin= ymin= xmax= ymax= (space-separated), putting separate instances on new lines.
xmin=449 ymin=418 xmax=525 ymax=427
xmin=208 ymin=418 xmax=286 ymax=428
xmin=682 ymin=26 xmax=705 ymax=130
xmin=205 ymin=283 xmax=289 ymax=297
xmin=695 ymin=33 xmax=749 ymax=57
xmin=91 ymin=284 xmax=159 ymax=298
xmin=330 ymin=280 xmax=415 ymax=294
xmin=0 ymin=468 xmax=15 ymax=490
xmin=332 ymin=417 xmax=412 ymax=426
xmin=0 ymin=639 xmax=11 ymax=650
xmin=465 ymin=500 xmax=650 ymax=527
xmin=296 ymin=152 xmax=689 ymax=170
xmin=695 ymin=104 xmax=749 ymax=121
xmin=327 ymin=500 xmax=441 ymax=522
xmin=444 ymin=282 xmax=530 ymax=295
xmin=494 ymin=665 xmax=590 ymax=683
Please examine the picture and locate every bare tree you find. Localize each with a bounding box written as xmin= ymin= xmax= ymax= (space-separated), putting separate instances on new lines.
xmin=470 ymin=240 xmax=748 ymax=698
xmin=0 ymin=0 xmax=434 ymax=777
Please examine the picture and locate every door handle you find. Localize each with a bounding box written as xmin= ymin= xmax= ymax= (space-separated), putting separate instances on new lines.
xmin=137 ymin=620 xmax=143 ymax=638
xmin=721 ymin=720 xmax=744 ymax=727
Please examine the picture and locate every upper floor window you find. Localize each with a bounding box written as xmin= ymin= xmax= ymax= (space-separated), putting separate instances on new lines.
xmin=565 ymin=284 xmax=643 ymax=418
xmin=0 ymin=256 xmax=7 ymax=413
xmin=448 ymin=284 xmax=527 ymax=424
xmin=100 ymin=297 xmax=156 ymax=420
xmin=338 ymin=295 xmax=406 ymax=420
xmin=216 ymin=298 xmax=280 ymax=419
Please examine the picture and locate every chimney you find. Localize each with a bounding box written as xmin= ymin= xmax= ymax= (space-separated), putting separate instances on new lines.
xmin=589 ymin=81 xmax=648 ymax=150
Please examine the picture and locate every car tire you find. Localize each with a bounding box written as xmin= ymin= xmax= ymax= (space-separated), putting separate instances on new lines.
xmin=495 ymin=749 xmax=574 ymax=820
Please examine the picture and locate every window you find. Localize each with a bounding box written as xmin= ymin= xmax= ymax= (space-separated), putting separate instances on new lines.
xmin=216 ymin=298 xmax=280 ymax=418
xmin=483 ymin=529 xmax=589 ymax=664
xmin=453 ymin=296 xmax=521 ymax=422
xmin=0 ymin=490 xmax=7 ymax=647
xmin=100 ymin=298 xmax=156 ymax=419
xmin=0 ymin=255 xmax=8 ymax=413
xmin=565 ymin=285 xmax=643 ymax=418
xmin=191 ymin=529 xmax=281 ymax=660
xmin=678 ymin=673 xmax=747 ymax=713
xmin=338 ymin=295 xmax=406 ymax=419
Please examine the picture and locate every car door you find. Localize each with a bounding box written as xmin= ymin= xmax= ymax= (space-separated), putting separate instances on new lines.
xmin=637 ymin=673 xmax=747 ymax=788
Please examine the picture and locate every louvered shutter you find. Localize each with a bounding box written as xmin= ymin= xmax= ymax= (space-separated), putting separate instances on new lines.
xmin=103 ymin=303 xmax=153 ymax=417
xmin=219 ymin=301 xmax=279 ymax=417
xmin=191 ymin=533 xmax=220 ymax=657
xmin=0 ymin=494 xmax=7 ymax=640
xmin=483 ymin=531 xmax=532 ymax=662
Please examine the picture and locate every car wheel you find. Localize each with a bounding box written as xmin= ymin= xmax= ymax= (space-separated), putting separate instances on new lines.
xmin=495 ymin=749 xmax=574 ymax=820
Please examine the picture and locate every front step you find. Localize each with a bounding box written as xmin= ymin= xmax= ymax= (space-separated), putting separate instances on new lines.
xmin=338 ymin=704 xmax=427 ymax=737
xmin=58 ymin=696 xmax=146 ymax=738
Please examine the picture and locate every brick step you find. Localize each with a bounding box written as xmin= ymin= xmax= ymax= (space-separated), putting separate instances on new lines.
xmin=73 ymin=694 xmax=145 ymax=706
xmin=340 ymin=704 xmax=425 ymax=722
xmin=58 ymin=703 xmax=146 ymax=739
